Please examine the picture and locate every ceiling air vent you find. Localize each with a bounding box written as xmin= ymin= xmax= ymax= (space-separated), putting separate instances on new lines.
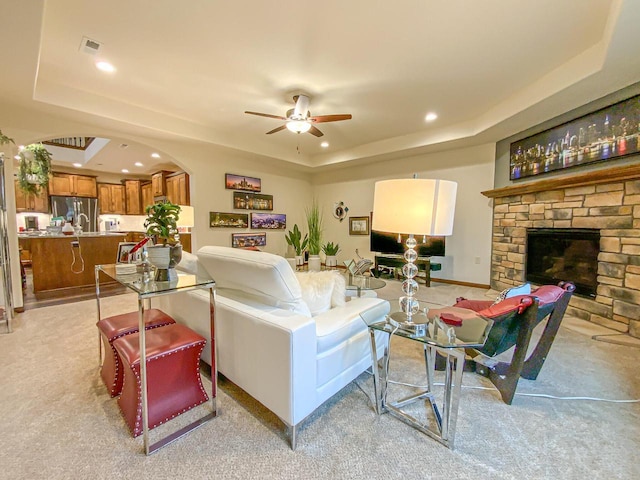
xmin=80 ymin=36 xmax=102 ymax=55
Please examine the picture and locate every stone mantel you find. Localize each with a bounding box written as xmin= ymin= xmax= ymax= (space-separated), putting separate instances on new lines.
xmin=482 ymin=163 xmax=640 ymax=199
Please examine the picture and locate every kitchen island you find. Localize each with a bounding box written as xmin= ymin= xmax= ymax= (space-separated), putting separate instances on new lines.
xmin=27 ymin=233 xmax=127 ymax=292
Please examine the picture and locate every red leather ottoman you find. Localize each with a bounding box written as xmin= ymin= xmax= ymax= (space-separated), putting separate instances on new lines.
xmin=97 ymin=309 xmax=175 ymax=397
xmin=112 ymin=323 xmax=209 ymax=437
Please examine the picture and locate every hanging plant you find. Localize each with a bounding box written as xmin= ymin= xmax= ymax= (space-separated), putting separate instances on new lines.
xmin=18 ymin=143 xmax=53 ymax=195
xmin=0 ymin=129 xmax=15 ymax=147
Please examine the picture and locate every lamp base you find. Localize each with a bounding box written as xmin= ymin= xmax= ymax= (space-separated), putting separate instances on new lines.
xmin=387 ymin=311 xmax=429 ymax=336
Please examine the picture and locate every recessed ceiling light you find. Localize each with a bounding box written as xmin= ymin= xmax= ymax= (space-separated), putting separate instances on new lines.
xmin=151 ymin=153 xmax=160 ymax=158
xmin=134 ymin=162 xmax=143 ymax=167
xmin=73 ymin=163 xmax=82 ymax=168
xmin=18 ymin=145 xmax=25 ymax=151
xmin=425 ymin=112 xmax=438 ymax=122
xmin=320 ymin=142 xmax=329 ymax=148
xmin=96 ymin=61 xmax=116 ymax=73
xmin=14 ymin=155 xmax=20 ymax=160
xmin=121 ymin=169 xmax=129 ymax=173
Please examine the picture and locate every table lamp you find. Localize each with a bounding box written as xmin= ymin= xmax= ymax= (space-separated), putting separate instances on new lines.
xmin=372 ymin=177 xmax=457 ymax=333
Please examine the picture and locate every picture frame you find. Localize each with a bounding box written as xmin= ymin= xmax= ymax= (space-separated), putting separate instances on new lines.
xmin=231 ymin=232 xmax=267 ymax=248
xmin=233 ymin=192 xmax=273 ymax=211
xmin=116 ymin=242 xmax=138 ymax=264
xmin=210 ymin=211 xmax=249 ymax=228
xmin=250 ymin=213 xmax=286 ymax=229
xmin=349 ymin=216 xmax=370 ymax=235
xmin=509 ymin=93 xmax=640 ymax=180
xmin=225 ymin=173 xmax=261 ymax=192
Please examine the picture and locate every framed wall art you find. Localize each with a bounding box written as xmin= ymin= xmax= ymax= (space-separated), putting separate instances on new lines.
xmin=250 ymin=213 xmax=286 ymax=229
xmin=231 ymin=232 xmax=267 ymax=248
xmin=233 ymin=192 xmax=273 ymax=210
xmin=349 ymin=216 xmax=370 ymax=235
xmin=116 ymin=242 xmax=138 ymax=263
xmin=225 ymin=173 xmax=261 ymax=192
xmin=209 ymin=212 xmax=249 ymax=228
xmin=509 ymin=93 xmax=640 ymax=180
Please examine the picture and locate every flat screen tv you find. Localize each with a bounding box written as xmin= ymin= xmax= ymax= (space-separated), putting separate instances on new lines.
xmin=370 ymin=230 xmax=445 ymax=257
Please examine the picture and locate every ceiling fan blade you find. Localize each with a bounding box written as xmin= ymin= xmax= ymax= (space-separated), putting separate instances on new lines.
xmin=266 ymin=125 xmax=287 ymax=135
xmin=245 ymin=111 xmax=287 ymax=121
xmin=309 ymin=114 xmax=352 ymax=123
xmin=308 ymin=125 xmax=324 ymax=137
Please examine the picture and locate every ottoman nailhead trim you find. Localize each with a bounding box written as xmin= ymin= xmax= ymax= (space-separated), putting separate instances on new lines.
xmin=126 ymin=340 xmax=208 ymax=435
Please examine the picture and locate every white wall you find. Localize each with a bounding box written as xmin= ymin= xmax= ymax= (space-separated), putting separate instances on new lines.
xmin=312 ymin=144 xmax=496 ymax=285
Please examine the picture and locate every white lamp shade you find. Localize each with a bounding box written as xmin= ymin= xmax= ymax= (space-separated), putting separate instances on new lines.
xmin=286 ymin=120 xmax=311 ymax=133
xmin=372 ymin=179 xmax=457 ymax=236
xmin=177 ymin=205 xmax=195 ymax=228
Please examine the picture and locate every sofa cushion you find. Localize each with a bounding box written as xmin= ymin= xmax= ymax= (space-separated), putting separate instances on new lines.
xmin=295 ymin=271 xmax=346 ymax=316
xmin=196 ymin=246 xmax=306 ymax=312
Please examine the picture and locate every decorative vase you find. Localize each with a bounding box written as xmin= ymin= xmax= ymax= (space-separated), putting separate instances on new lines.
xmin=146 ymin=244 xmax=182 ymax=281
xmin=295 ymin=255 xmax=304 ymax=266
xmin=308 ymin=255 xmax=321 ymax=272
xmin=61 ymin=222 xmax=75 ymax=235
xmin=325 ymin=255 xmax=337 ymax=267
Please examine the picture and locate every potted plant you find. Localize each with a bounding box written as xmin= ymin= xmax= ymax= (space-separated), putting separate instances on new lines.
xmin=17 ymin=143 xmax=53 ymax=195
xmin=144 ymin=200 xmax=182 ymax=281
xmin=285 ymin=224 xmax=308 ymax=266
xmin=322 ymin=241 xmax=340 ymax=267
xmin=305 ymin=199 xmax=323 ymax=271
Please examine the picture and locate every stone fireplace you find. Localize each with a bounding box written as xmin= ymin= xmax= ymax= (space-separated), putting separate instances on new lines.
xmin=483 ymin=164 xmax=640 ymax=338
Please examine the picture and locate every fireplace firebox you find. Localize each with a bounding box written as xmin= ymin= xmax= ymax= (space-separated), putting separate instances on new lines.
xmin=526 ymin=228 xmax=600 ymax=298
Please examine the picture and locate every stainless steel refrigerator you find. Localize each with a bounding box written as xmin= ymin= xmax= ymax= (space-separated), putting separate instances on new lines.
xmin=50 ymin=196 xmax=99 ymax=232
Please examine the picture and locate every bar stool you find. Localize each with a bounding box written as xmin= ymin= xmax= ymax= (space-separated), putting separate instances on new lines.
xmin=97 ymin=309 xmax=176 ymax=397
xmin=112 ymin=323 xmax=209 ymax=437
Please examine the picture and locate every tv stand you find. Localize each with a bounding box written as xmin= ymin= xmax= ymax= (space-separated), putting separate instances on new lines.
xmin=373 ymin=254 xmax=433 ymax=287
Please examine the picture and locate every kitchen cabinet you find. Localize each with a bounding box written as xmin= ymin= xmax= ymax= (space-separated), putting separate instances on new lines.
xmin=98 ymin=183 xmax=126 ymax=214
xmin=124 ymin=180 xmax=142 ymax=215
xmin=141 ymin=182 xmax=153 ymax=211
xmin=14 ymin=180 xmax=49 ymax=213
xmin=151 ymin=171 xmax=171 ymax=197
xmin=49 ymin=172 xmax=97 ymax=197
xmin=166 ymin=171 xmax=190 ymax=205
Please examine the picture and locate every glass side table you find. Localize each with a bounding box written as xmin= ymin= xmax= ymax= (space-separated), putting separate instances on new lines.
xmin=95 ymin=264 xmax=217 ymax=455
xmin=345 ymin=274 xmax=386 ymax=297
xmin=363 ymin=307 xmax=493 ymax=449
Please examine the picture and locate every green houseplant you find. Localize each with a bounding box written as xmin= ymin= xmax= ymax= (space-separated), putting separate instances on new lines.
xmin=144 ymin=200 xmax=182 ymax=281
xmin=17 ymin=143 xmax=53 ymax=195
xmin=305 ymin=200 xmax=323 ymax=271
xmin=322 ymin=241 xmax=340 ymax=267
xmin=285 ymin=224 xmax=308 ymax=266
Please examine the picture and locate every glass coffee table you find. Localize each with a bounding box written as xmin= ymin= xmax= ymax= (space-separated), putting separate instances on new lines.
xmin=345 ymin=274 xmax=386 ymax=297
xmin=362 ymin=307 xmax=493 ymax=449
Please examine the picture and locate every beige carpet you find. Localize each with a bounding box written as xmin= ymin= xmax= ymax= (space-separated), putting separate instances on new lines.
xmin=1 ymin=281 xmax=639 ymax=480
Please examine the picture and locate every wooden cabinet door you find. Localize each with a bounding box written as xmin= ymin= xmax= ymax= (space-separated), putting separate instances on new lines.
xmin=125 ymin=180 xmax=142 ymax=214
xmin=32 ymin=189 xmax=49 ymax=213
xmin=165 ymin=172 xmax=190 ymax=205
xmin=98 ymin=184 xmax=112 ymax=214
xmin=74 ymin=175 xmax=97 ymax=197
xmin=111 ymin=185 xmax=126 ymax=214
xmin=141 ymin=182 xmax=153 ymax=212
xmin=151 ymin=172 xmax=166 ymax=196
xmin=49 ymin=173 xmax=74 ymax=196
xmin=14 ymin=181 xmax=29 ymax=211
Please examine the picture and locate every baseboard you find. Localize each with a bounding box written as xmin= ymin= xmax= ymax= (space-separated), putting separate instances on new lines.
xmin=431 ymin=278 xmax=491 ymax=290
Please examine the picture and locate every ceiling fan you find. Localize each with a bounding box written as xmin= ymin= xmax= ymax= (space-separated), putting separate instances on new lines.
xmin=245 ymin=94 xmax=352 ymax=137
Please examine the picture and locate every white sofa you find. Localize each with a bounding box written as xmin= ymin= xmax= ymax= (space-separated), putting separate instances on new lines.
xmin=155 ymin=246 xmax=390 ymax=449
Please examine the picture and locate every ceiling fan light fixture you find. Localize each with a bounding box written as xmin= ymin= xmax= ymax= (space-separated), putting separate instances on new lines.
xmin=286 ymin=120 xmax=311 ymax=133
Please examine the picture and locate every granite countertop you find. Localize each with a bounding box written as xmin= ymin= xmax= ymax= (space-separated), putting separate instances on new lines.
xmin=18 ymin=232 xmax=127 ymax=239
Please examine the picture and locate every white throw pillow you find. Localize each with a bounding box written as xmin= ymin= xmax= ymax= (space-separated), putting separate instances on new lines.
xmin=493 ymin=283 xmax=531 ymax=304
xmin=295 ymin=271 xmax=345 ymax=316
